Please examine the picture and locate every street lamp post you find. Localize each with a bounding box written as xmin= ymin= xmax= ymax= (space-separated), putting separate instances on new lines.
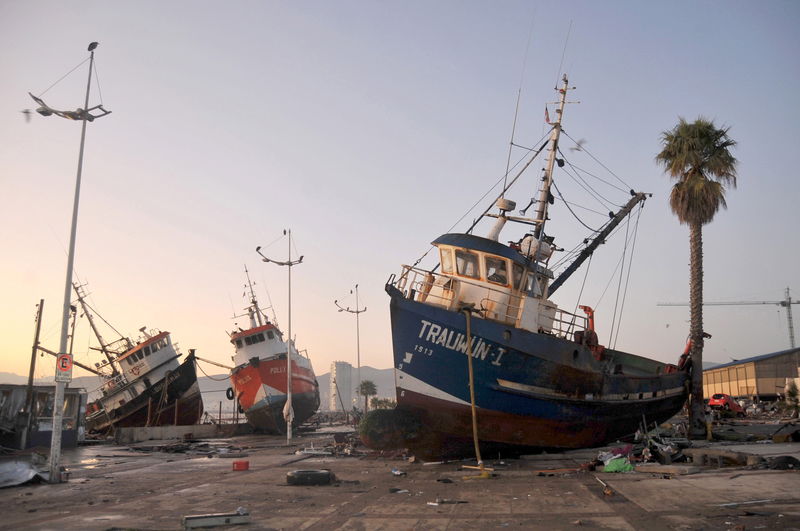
xmin=335 ymin=285 xmax=366 ymax=412
xmin=30 ymin=42 xmax=111 ymax=483
xmin=256 ymin=230 xmax=303 ymax=446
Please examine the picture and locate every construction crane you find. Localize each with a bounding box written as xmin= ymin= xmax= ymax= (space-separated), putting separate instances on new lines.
xmin=657 ymin=287 xmax=797 ymax=348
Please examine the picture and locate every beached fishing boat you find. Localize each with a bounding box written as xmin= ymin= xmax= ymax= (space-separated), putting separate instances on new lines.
xmin=385 ymin=75 xmax=689 ymax=458
xmin=70 ymin=284 xmax=203 ymax=432
xmin=227 ymin=273 xmax=320 ymax=434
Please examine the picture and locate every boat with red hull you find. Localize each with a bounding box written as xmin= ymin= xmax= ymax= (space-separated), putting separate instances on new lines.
xmin=227 ymin=275 xmax=320 ymax=434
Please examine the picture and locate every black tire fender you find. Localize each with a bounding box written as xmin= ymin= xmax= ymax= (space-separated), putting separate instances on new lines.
xmin=286 ymin=469 xmax=335 ymax=486
xmin=226 ymin=387 xmax=235 ymax=400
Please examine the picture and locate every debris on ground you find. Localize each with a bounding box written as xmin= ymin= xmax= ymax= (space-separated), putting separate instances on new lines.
xmin=182 ymin=506 xmax=250 ymax=529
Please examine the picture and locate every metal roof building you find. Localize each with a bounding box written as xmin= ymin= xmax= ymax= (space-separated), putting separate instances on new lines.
xmin=703 ymin=347 xmax=800 ymax=399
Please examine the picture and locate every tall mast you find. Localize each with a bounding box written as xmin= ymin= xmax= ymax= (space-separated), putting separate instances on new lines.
xmin=533 ymin=74 xmax=571 ymax=239
xmin=73 ymin=282 xmax=119 ymax=374
xmin=244 ymin=265 xmax=263 ymax=326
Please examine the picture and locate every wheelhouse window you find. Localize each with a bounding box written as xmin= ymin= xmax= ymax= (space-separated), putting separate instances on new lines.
xmin=455 ymin=250 xmax=480 ymax=279
xmin=485 ymin=256 xmax=508 ymax=286
xmin=267 ymin=331 xmax=274 ymax=340
xmin=235 ymin=339 xmax=243 ymax=348
xmin=144 ymin=346 xmax=151 ymax=356
xmin=440 ymin=248 xmax=454 ymax=274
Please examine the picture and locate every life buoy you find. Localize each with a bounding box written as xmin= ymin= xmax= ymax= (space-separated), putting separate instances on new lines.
xmin=225 ymin=387 xmax=235 ymax=400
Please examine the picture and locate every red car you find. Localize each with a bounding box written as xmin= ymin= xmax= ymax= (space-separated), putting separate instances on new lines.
xmin=708 ymin=393 xmax=746 ymax=417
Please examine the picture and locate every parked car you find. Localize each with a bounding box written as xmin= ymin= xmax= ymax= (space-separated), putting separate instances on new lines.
xmin=708 ymin=393 xmax=746 ymax=417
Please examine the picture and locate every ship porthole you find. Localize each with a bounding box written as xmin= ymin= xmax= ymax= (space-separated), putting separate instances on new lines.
xmin=503 ymin=330 xmax=511 ymax=341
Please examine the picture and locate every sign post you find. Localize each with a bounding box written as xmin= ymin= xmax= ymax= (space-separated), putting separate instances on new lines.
xmin=55 ymin=354 xmax=73 ymax=382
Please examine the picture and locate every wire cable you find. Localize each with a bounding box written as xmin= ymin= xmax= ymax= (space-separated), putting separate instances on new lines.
xmin=611 ymin=203 xmax=643 ymax=349
xmin=37 ymin=57 xmax=90 ymax=97
xmin=551 ymin=179 xmax=598 ymax=232
xmin=562 ymin=130 xmax=632 ymax=191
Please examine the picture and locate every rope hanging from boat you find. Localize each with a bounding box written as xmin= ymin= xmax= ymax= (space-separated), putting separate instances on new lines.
xmin=196 ymin=359 xmax=230 ymax=382
xmin=461 ymin=307 xmax=490 ymax=479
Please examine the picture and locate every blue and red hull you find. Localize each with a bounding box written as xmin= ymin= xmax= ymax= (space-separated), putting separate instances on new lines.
xmin=387 ymin=285 xmax=689 ymax=458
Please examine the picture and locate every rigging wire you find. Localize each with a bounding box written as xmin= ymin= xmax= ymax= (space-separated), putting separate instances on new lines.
xmin=557 ymin=148 xmax=622 ymax=209
xmin=36 ymin=57 xmax=90 ymax=97
xmin=592 ymin=216 xmax=639 ymax=313
xmin=607 ymin=214 xmax=631 ymax=346
xmin=410 ymin=129 xmax=552 ymax=269
xmin=562 ymin=160 xmax=630 ymax=195
xmin=561 ymin=129 xmax=632 ymax=191
xmin=558 ymin=199 xmax=613 ymax=218
xmin=503 ymin=9 xmax=537 ymax=194
xmin=551 ymin=179 xmax=598 ymax=232
xmin=554 ymin=20 xmax=573 ymax=89
xmin=611 ymin=203 xmax=644 ymax=349
xmin=568 ymin=254 xmax=593 ymax=332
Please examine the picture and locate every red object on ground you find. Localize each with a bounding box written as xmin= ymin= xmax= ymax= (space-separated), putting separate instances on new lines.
xmin=232 ymin=461 xmax=249 ymax=471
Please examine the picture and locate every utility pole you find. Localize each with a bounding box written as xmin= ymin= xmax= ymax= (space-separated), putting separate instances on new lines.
xmin=30 ymin=42 xmax=111 ymax=483
xmin=21 ymin=300 xmax=45 ymax=450
xmin=335 ymin=285 xmax=367 ymax=411
xmin=658 ymin=287 xmax=798 ymax=348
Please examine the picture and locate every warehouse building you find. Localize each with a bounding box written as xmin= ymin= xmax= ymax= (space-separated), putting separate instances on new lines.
xmin=703 ymin=347 xmax=800 ymax=400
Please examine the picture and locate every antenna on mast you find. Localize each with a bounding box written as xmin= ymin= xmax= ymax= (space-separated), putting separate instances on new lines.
xmin=243 ymin=264 xmax=264 ymax=327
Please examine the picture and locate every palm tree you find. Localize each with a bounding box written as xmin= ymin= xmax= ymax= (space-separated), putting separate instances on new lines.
xmin=656 ymin=117 xmax=737 ymax=437
xmin=358 ymin=380 xmax=378 ymax=413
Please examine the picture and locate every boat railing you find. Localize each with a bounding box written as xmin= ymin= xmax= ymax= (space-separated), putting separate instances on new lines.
xmin=394 ymin=265 xmax=589 ymax=337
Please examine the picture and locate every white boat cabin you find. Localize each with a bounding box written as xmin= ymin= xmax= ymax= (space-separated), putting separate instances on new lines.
xmin=230 ymin=323 xmax=288 ymax=367
xmin=403 ymin=233 xmax=588 ymax=336
xmin=98 ymin=330 xmax=181 ymax=409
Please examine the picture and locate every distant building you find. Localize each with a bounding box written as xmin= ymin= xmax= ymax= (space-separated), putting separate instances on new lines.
xmin=703 ymin=347 xmax=800 ymax=400
xmin=329 ymin=361 xmax=353 ymax=412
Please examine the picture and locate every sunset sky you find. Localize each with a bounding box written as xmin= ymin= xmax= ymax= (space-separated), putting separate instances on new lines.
xmin=1 ymin=1 xmax=798 ymax=388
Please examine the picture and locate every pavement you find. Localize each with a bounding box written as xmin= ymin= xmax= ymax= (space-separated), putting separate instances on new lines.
xmin=1 ymin=427 xmax=799 ymax=530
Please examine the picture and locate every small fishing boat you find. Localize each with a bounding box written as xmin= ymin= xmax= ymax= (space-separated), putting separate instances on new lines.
xmin=72 ymin=285 xmax=203 ymax=432
xmin=227 ymin=272 xmax=320 ymax=433
xmin=385 ymin=75 xmax=689 ymax=458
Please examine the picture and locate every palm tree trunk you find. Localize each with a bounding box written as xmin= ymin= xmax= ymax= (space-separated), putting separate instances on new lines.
xmin=689 ymin=221 xmax=706 ymax=437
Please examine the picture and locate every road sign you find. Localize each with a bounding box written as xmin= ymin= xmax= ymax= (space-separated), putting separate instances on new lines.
xmin=55 ymin=353 xmax=73 ymax=383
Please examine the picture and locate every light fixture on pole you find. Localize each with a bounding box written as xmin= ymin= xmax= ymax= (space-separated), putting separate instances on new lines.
xmin=335 ymin=284 xmax=366 ymax=412
xmin=30 ymin=41 xmax=111 ymax=483
xmin=256 ymin=230 xmax=303 ymax=446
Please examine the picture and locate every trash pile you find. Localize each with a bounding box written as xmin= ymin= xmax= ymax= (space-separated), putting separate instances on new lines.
xmin=129 ymin=440 xmax=247 ymax=457
xmin=294 ymin=432 xmax=370 ymax=458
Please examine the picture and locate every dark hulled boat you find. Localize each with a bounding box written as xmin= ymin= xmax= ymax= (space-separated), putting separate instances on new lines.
xmin=74 ymin=285 xmax=203 ymax=433
xmin=385 ymin=75 xmax=689 ymax=458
